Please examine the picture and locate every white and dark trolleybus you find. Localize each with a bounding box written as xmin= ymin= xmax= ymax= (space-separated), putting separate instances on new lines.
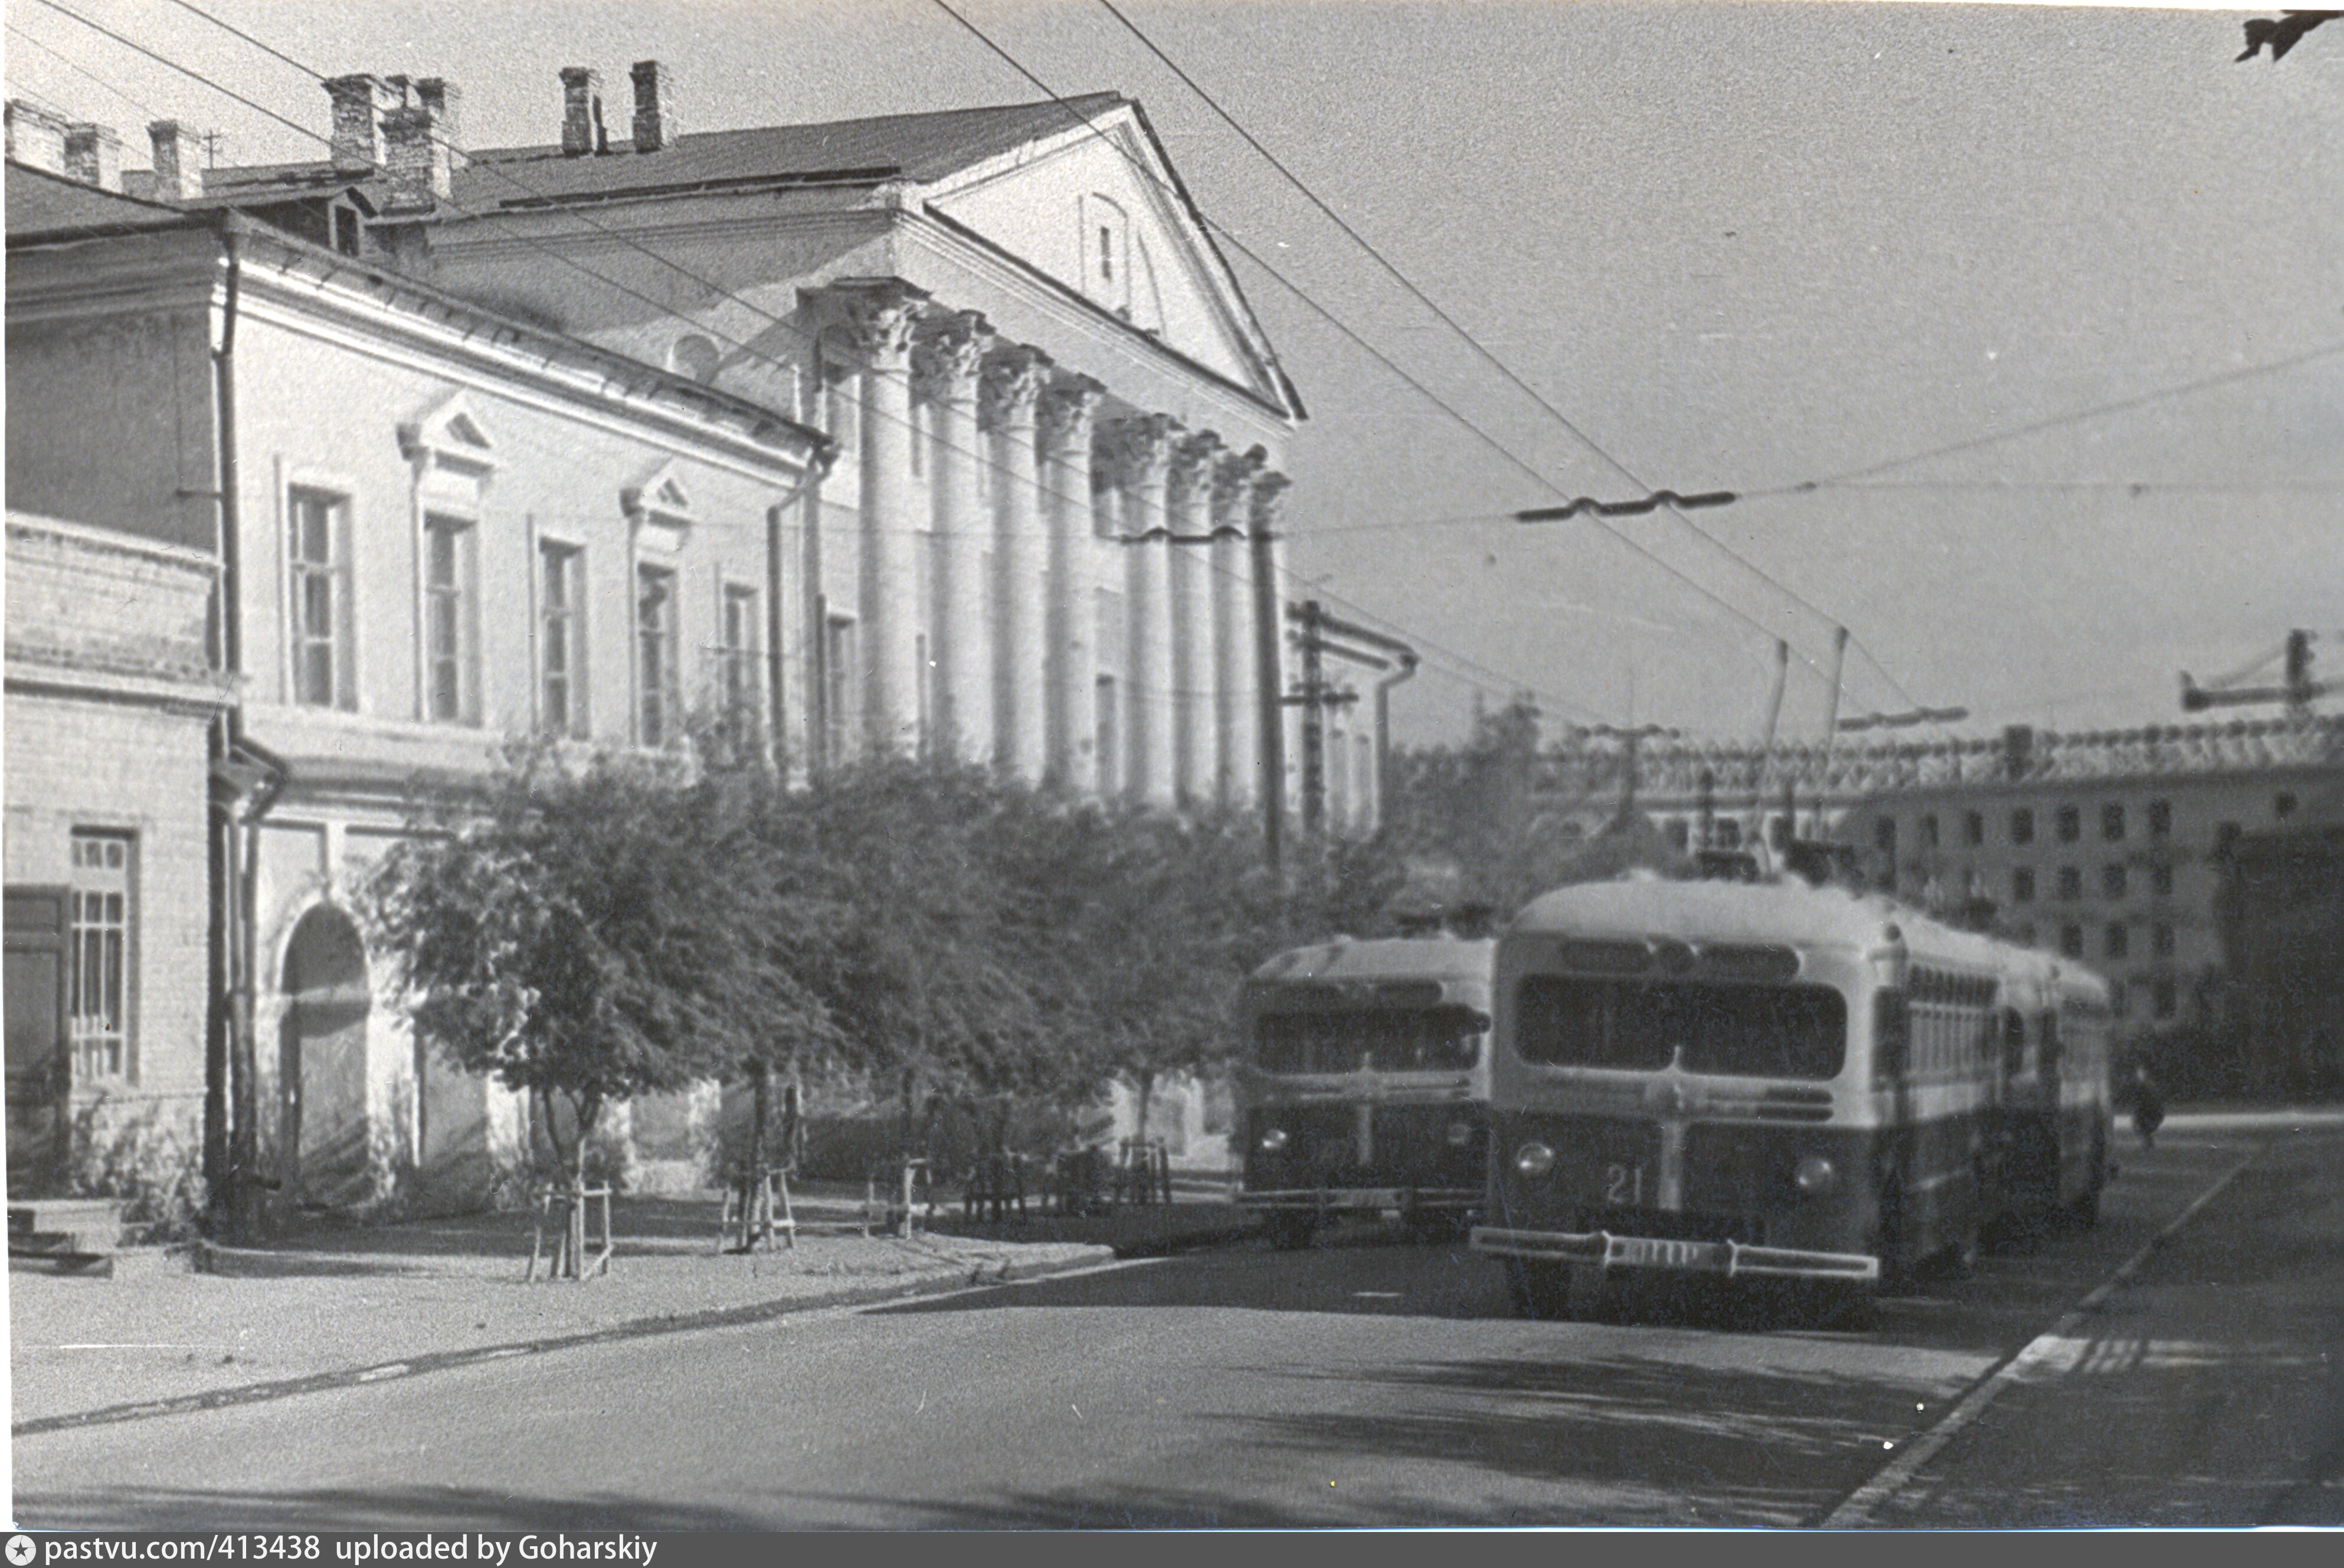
xmin=1471 ymin=873 xmax=2111 ymax=1318
xmin=1237 ymin=935 xmax=1497 ymax=1249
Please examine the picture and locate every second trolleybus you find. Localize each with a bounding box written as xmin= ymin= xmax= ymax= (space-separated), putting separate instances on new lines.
xmin=1236 ymin=934 xmax=1497 ymax=1249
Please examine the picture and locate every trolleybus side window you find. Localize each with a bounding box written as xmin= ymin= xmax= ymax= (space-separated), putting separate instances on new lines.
xmin=1872 ymin=990 xmax=1910 ymax=1084
xmin=1516 ymin=975 xmax=1847 ymax=1080
xmin=1253 ymin=1006 xmax=1482 ymax=1074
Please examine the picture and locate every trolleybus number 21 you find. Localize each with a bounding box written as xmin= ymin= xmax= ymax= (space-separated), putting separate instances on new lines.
xmin=1605 ymin=1163 xmax=1646 ymax=1206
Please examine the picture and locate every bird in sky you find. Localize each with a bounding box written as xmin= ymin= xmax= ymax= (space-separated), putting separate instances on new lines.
xmin=2237 ymin=11 xmax=2339 ymax=62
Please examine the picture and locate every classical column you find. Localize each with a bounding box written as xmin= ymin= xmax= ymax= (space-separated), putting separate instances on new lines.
xmin=1212 ymin=446 xmax=1265 ymax=808
xmin=983 ymin=345 xmax=1052 ymax=784
xmin=1249 ymin=472 xmax=1293 ymax=835
xmin=1039 ymin=372 xmax=1107 ymax=796
xmin=1167 ymin=433 xmax=1225 ymax=807
xmin=1109 ymin=414 xmax=1181 ymax=808
xmin=913 ymin=310 xmax=994 ymax=767
xmin=838 ymin=281 xmax=927 ymax=759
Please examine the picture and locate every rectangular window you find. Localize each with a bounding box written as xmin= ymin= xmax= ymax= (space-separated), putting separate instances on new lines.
xmin=824 ymin=614 xmax=857 ymax=767
xmin=1095 ymin=674 xmax=1119 ymax=793
xmin=2151 ymin=863 xmax=2174 ymax=898
xmin=539 ymin=543 xmax=585 ymax=738
xmin=722 ymin=584 xmax=762 ymax=758
xmin=2012 ymin=866 xmax=2035 ymax=903
xmin=2103 ymin=863 xmax=2127 ymax=899
xmin=287 ymin=488 xmax=352 ymax=709
xmin=2153 ymin=978 xmax=2177 ymax=1019
xmin=2058 ymin=865 xmax=2082 ymax=900
xmin=423 ymin=514 xmax=477 ymax=725
xmin=2056 ymin=804 xmax=2081 ymax=843
xmin=636 ymin=565 xmax=679 ymax=748
xmin=1513 ymin=974 xmax=1847 ymax=1080
xmin=2152 ymin=922 xmax=2175 ymax=957
xmin=2060 ymin=924 xmax=2084 ymax=959
xmin=1920 ymin=814 xmax=1940 ymax=850
xmin=2102 ymin=803 xmax=2126 ymax=842
xmin=2105 ymin=922 xmax=2129 ymax=960
xmin=2147 ymin=799 xmax=2172 ymax=839
xmin=1875 ymin=817 xmax=1898 ymax=854
xmin=2012 ymin=807 xmax=2035 ymax=846
xmin=67 ymin=832 xmax=132 ymax=1081
xmin=1963 ymin=811 xmax=1984 ymax=847
xmin=2276 ymin=791 xmax=2299 ymax=820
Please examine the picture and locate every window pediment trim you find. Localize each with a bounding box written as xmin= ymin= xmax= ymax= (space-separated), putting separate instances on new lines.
xmin=398 ymin=391 xmax=500 ymax=480
xmin=623 ymin=459 xmax=696 ymax=555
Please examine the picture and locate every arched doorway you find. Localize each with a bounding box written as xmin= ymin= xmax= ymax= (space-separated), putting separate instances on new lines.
xmin=279 ymin=905 xmax=371 ymax=1207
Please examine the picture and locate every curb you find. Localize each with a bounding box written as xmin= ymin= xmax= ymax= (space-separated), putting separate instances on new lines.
xmin=13 ymin=1241 xmax=1118 ymax=1440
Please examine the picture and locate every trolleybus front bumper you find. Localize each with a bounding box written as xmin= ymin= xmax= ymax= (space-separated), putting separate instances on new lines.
xmin=1242 ymin=1187 xmax=1479 ymax=1214
xmin=1470 ymin=1225 xmax=1879 ymax=1284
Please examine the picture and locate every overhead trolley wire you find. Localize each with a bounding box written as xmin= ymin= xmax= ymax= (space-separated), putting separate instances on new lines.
xmin=924 ymin=0 xmax=1888 ymax=722
xmin=1089 ymin=0 xmax=1940 ymax=728
xmin=1760 ymin=339 xmax=2344 ymax=496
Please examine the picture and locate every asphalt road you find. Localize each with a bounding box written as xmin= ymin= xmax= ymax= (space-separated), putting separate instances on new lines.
xmin=15 ymin=1119 xmax=2340 ymax=1530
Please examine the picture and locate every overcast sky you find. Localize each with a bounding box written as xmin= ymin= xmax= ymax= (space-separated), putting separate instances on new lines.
xmin=9 ymin=1 xmax=2339 ymax=748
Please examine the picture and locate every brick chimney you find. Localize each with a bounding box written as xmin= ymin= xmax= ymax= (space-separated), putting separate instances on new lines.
xmin=378 ymin=92 xmax=454 ymax=211
xmin=325 ymin=74 xmax=388 ymax=171
xmin=62 ymin=123 xmax=123 ymax=191
xmin=5 ymin=100 xmax=71 ymax=175
xmin=414 ymin=77 xmax=460 ymax=151
xmin=630 ymin=60 xmax=675 ymax=153
xmin=148 ymin=120 xmax=203 ymax=201
xmin=559 ymin=67 xmax=605 ymax=156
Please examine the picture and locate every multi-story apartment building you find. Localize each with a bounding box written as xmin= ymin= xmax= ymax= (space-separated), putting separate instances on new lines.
xmin=1528 ymin=718 xmax=2343 ymax=1073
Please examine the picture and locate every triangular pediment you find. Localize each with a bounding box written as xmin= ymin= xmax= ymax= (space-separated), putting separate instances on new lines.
xmin=623 ymin=459 xmax=696 ymax=551
xmin=922 ymin=103 xmax=1294 ymax=414
xmin=397 ymin=391 xmax=500 ymax=476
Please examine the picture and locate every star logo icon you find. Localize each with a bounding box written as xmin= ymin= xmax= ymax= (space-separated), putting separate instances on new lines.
xmin=8 ymin=1534 xmax=38 ymax=1566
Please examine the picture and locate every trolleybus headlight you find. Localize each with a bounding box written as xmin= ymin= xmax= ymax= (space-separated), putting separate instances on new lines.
xmin=1257 ymin=1127 xmax=1289 ymax=1154
xmin=1794 ymin=1155 xmax=1838 ymax=1197
xmin=1514 ymin=1142 xmax=1555 ymax=1178
xmin=1446 ymin=1120 xmax=1476 ymax=1148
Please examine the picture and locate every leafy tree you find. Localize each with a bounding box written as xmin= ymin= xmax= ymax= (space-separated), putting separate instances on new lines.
xmin=361 ymin=747 xmax=818 ymax=1193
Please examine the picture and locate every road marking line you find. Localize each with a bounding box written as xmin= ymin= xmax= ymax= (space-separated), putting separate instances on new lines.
xmin=1821 ymin=1144 xmax=2264 ymax=1530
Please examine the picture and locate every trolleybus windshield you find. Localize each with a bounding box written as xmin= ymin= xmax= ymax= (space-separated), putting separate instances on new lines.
xmin=1253 ymin=1006 xmax=1484 ymax=1075
xmin=1513 ymin=976 xmax=1847 ymax=1080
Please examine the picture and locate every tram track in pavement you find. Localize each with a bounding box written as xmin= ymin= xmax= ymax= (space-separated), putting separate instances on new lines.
xmin=1813 ymin=1138 xmax=2271 ymax=1528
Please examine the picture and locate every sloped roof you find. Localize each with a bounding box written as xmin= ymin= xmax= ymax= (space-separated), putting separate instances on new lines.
xmin=449 ymin=94 xmax=1132 ymax=210
xmin=6 ymin=161 xmax=204 ymax=240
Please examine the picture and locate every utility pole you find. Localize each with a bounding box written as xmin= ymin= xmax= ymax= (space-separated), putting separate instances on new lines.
xmin=1249 ymin=497 xmax=1285 ymax=878
xmin=1282 ymin=601 xmax=1413 ymax=845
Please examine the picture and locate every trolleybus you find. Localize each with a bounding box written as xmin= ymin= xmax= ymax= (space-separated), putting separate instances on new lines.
xmin=1470 ymin=873 xmax=2111 ymax=1318
xmin=1238 ymin=935 xmax=1497 ymax=1249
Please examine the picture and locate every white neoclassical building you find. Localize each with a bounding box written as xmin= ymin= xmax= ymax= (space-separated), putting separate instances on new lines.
xmin=206 ymin=66 xmax=1313 ymax=811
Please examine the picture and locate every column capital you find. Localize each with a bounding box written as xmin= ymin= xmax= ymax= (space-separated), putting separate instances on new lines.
xmin=1168 ymin=431 xmax=1226 ymax=510
xmin=1249 ymin=470 xmax=1292 ymax=533
xmin=1105 ymin=413 xmax=1183 ymax=494
xmin=830 ymin=279 xmax=929 ymax=369
xmin=1037 ymin=373 xmax=1108 ymax=457
xmin=1211 ymin=444 xmax=1268 ymax=522
xmin=980 ymin=344 xmax=1053 ymax=432
xmin=911 ymin=310 xmax=994 ymax=403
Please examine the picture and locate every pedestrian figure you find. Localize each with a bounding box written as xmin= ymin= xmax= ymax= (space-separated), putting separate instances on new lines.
xmin=2130 ymin=1062 xmax=2166 ymax=1151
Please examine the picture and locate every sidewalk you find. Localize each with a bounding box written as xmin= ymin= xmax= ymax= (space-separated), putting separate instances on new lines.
xmin=8 ymin=1184 xmax=1259 ymax=1434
